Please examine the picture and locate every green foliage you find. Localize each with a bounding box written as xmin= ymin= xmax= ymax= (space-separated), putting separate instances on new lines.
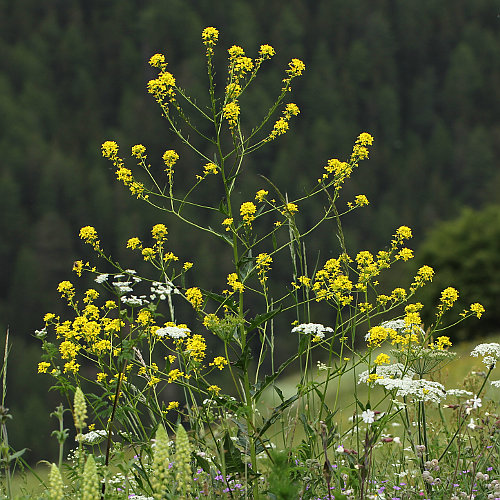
xmin=416 ymin=204 xmax=500 ymax=338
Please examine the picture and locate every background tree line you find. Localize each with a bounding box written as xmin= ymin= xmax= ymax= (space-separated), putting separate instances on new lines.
xmin=1 ymin=0 xmax=499 ymax=461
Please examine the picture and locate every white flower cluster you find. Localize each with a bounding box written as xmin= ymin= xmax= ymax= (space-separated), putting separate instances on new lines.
xmin=359 ymin=363 xmax=446 ymax=403
xmin=446 ymin=389 xmax=473 ymax=398
xmin=491 ymin=380 xmax=500 ymax=388
xmin=381 ymin=318 xmax=425 ymax=335
xmin=471 ymin=342 xmax=500 ymax=368
xmin=358 ymin=363 xmax=414 ymax=384
xmin=150 ymin=280 xmax=180 ymax=300
xmin=379 ymin=378 xmax=446 ymax=404
xmin=75 ymin=429 xmax=108 ymax=444
xmin=121 ymin=295 xmax=149 ymax=306
xmin=291 ymin=323 xmax=334 ymax=339
xmin=155 ymin=325 xmax=191 ymax=338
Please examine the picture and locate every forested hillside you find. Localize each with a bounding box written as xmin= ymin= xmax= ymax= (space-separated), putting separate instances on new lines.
xmin=1 ymin=0 xmax=500 ymax=461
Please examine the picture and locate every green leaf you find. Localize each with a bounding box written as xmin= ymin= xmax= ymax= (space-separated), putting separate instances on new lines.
xmin=255 ymin=393 xmax=299 ymax=438
xmin=246 ymin=306 xmax=282 ymax=335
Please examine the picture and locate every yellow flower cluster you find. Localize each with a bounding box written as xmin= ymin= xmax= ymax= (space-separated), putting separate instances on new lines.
xmin=102 ymin=141 xmax=147 ymax=199
xmin=374 ymin=353 xmax=390 ymax=365
xmin=227 ymin=273 xmax=244 ymax=294
xmin=223 ymin=101 xmax=240 ymax=129
xmin=186 ymin=287 xmax=203 ymax=309
xmin=268 ymin=103 xmax=300 ymax=141
xmin=312 ymin=257 xmax=353 ymax=305
xmin=202 ymin=26 xmax=219 ymax=56
xmin=222 ymin=218 xmax=233 ymax=232
xmin=203 ymin=162 xmax=218 ymax=176
xmin=163 ymin=149 xmax=179 ymax=183
xmin=437 ymin=286 xmax=459 ymax=315
xmin=429 ymin=336 xmax=453 ymax=350
xmin=282 ymin=58 xmax=306 ymax=90
xmin=410 ymin=265 xmax=435 ymax=292
xmin=320 ymin=133 xmax=374 ymax=190
xmin=255 ymin=189 xmax=268 ymax=202
xmin=147 ymin=67 xmax=176 ymax=106
xmin=131 ymin=144 xmax=147 ymax=159
xmin=240 ymin=201 xmax=257 ymax=226
xmin=256 ymin=253 xmax=272 ymax=284
xmin=185 ymin=334 xmax=207 ymax=362
xmin=281 ymin=202 xmax=299 ymax=216
xmin=152 ymin=223 xmax=168 ymax=241
xmin=80 ymin=226 xmax=100 ymax=251
xmin=41 ymin=286 xmax=135 ymax=375
xmin=209 ymin=356 xmax=228 ymax=370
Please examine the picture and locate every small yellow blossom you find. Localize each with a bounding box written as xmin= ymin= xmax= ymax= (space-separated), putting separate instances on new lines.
xmin=470 ymin=303 xmax=485 ymax=318
xmin=203 ymin=162 xmax=218 ymax=176
xmin=259 ymin=44 xmax=275 ymax=59
xmin=183 ymin=262 xmax=193 ymax=271
xmin=207 ymin=385 xmax=221 ymax=395
xmin=79 ymin=226 xmax=99 ymax=245
xmin=222 ymin=218 xmax=233 ymax=231
xmin=186 ymin=287 xmax=203 ymax=309
xmin=282 ymin=202 xmax=298 ymax=215
xmin=186 ymin=334 xmax=206 ymax=361
xmin=256 ymin=253 xmax=273 ymax=284
xmin=149 ymin=53 xmax=166 ymax=68
xmin=142 ymin=247 xmax=156 ymax=261
xmin=127 ymin=237 xmax=142 ymax=250
xmin=163 ymin=150 xmax=179 ymax=167
xmin=152 ymin=224 xmax=168 ymax=241
xmin=396 ymin=248 xmax=414 ymax=261
xmin=357 ymin=133 xmax=374 ymax=146
xmin=366 ymin=326 xmax=391 ymax=347
xmin=64 ymin=360 xmax=80 ymax=374
xmin=255 ymin=189 xmax=268 ymax=202
xmin=438 ymin=287 xmax=459 ymax=312
xmin=168 ymin=369 xmax=188 ymax=383
xmin=131 ymin=144 xmax=147 ymax=158
xmin=354 ymin=195 xmax=369 ymax=206
xmin=44 ymin=313 xmax=56 ymax=322
xmin=367 ymin=373 xmax=383 ymax=383
xmin=227 ymin=273 xmax=244 ymax=293
xmin=73 ymin=260 xmax=84 ymax=277
xmin=38 ymin=362 xmax=50 ymax=373
xmin=287 ymin=58 xmax=306 ymax=77
xmin=165 ymin=401 xmax=179 ymax=411
xmin=210 ymin=356 xmax=228 ymax=370
xmin=202 ymin=27 xmax=219 ymax=55
xmin=96 ymin=372 xmax=107 ymax=383
xmin=223 ymin=102 xmax=240 ymax=129
xmin=57 ymin=281 xmax=75 ymax=300
xmin=101 ymin=141 xmax=119 ymax=159
xmin=374 ymin=353 xmax=390 ymax=365
xmin=240 ymin=201 xmax=257 ymax=226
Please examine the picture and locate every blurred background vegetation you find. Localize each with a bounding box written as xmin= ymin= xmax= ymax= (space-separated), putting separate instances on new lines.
xmin=1 ymin=0 xmax=500 ymax=462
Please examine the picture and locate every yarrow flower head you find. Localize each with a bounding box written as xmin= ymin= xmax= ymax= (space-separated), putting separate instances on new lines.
xmin=155 ymin=323 xmax=191 ymax=339
xmin=471 ymin=343 xmax=500 ymax=368
xmin=292 ymin=323 xmax=334 ymax=341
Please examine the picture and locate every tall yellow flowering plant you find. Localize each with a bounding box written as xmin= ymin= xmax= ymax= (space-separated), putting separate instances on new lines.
xmin=36 ymin=28 xmax=491 ymax=499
